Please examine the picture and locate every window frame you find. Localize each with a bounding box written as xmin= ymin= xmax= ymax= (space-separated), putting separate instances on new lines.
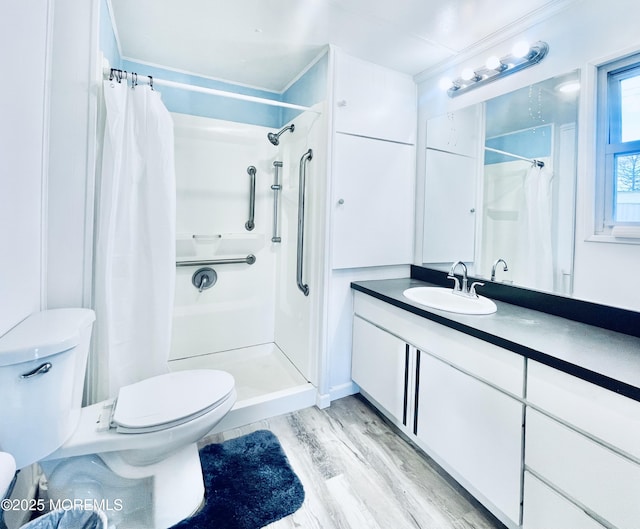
xmin=596 ymin=53 xmax=640 ymax=233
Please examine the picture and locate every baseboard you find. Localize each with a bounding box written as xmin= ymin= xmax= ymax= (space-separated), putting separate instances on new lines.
xmin=315 ymin=392 xmax=331 ymax=409
xmin=329 ymin=381 xmax=359 ymax=403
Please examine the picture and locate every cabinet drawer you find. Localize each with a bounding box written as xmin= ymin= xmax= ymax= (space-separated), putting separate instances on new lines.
xmin=526 ymin=408 xmax=640 ymax=529
xmin=528 ymin=361 xmax=640 ymax=459
xmin=353 ymin=293 xmax=524 ymax=396
xmin=523 ymin=471 xmax=606 ymax=529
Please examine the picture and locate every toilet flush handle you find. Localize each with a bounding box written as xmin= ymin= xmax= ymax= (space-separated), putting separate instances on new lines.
xmin=20 ymin=362 xmax=52 ymax=379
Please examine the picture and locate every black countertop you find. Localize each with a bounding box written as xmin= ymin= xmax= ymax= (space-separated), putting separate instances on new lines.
xmin=352 ymin=277 xmax=640 ymax=402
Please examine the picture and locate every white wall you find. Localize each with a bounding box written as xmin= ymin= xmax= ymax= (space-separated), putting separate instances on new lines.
xmin=46 ymin=0 xmax=98 ymax=310
xmin=0 ymin=1 xmax=51 ymax=336
xmin=416 ymin=0 xmax=640 ymax=311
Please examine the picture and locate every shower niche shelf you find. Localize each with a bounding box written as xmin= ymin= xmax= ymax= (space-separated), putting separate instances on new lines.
xmin=176 ymin=232 xmax=265 ymax=260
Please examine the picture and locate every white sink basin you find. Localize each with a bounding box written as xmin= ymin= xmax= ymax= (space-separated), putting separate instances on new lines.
xmin=402 ymin=287 xmax=497 ymax=315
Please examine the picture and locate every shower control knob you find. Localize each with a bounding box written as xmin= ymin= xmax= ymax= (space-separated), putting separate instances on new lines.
xmin=470 ymin=208 xmax=475 ymax=213
xmin=192 ymin=267 xmax=217 ymax=292
xmin=337 ymin=198 xmax=345 ymax=205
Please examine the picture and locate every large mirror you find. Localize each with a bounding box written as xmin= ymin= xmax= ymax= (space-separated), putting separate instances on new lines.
xmin=422 ymin=70 xmax=580 ymax=296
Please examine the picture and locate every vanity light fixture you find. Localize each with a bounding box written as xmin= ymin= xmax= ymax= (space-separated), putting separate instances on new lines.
xmin=445 ymin=41 xmax=549 ymax=98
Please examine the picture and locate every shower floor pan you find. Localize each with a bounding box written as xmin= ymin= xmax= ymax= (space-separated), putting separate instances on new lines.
xmin=168 ymin=343 xmax=316 ymax=432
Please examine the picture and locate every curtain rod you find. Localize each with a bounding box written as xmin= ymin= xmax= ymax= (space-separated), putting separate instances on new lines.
xmin=484 ymin=146 xmax=544 ymax=168
xmin=105 ymin=67 xmax=318 ymax=113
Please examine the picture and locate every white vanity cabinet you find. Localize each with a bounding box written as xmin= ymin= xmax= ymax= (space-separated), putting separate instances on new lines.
xmin=522 ymin=471 xmax=607 ymax=529
xmin=416 ymin=353 xmax=523 ymax=525
xmin=422 ymin=105 xmax=482 ymax=264
xmin=351 ymin=292 xmax=524 ymax=529
xmin=352 ymin=286 xmax=640 ymax=529
xmin=523 ymin=361 xmax=640 ymax=529
xmin=330 ymin=50 xmax=417 ymax=270
xmin=351 ymin=315 xmax=409 ymax=424
xmin=423 ymin=149 xmax=477 ymax=262
xmin=333 ymin=51 xmax=416 ymax=144
xmin=331 ymin=133 xmax=415 ymax=269
xmin=425 ymin=106 xmax=481 ymax=157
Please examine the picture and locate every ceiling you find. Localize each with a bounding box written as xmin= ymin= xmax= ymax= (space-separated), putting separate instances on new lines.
xmin=109 ymin=0 xmax=572 ymax=93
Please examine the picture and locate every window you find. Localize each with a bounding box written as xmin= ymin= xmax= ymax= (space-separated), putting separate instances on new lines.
xmin=597 ymin=54 xmax=640 ymax=234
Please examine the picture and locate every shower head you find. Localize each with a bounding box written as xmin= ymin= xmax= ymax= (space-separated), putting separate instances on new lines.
xmin=267 ymin=124 xmax=295 ymax=146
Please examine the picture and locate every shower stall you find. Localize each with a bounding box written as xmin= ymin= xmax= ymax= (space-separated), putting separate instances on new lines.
xmin=167 ymin=104 xmax=328 ymax=430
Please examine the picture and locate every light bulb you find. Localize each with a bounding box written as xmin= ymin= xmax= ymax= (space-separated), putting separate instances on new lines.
xmin=461 ymin=68 xmax=475 ymax=81
xmin=486 ymin=56 xmax=502 ymax=70
xmin=555 ymin=80 xmax=580 ymax=93
xmin=512 ymin=41 xmax=530 ymax=58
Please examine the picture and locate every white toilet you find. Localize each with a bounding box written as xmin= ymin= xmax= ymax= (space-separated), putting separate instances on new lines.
xmin=0 ymin=308 xmax=236 ymax=529
xmin=0 ymin=451 xmax=16 ymax=500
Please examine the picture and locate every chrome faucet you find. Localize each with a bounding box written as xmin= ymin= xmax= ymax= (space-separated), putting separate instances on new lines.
xmin=491 ymin=258 xmax=509 ymax=282
xmin=448 ymin=261 xmax=485 ymax=298
xmin=448 ymin=261 xmax=468 ymax=293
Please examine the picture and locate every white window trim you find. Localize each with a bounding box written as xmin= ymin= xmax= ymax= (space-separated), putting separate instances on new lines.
xmin=594 ymin=52 xmax=640 ymax=243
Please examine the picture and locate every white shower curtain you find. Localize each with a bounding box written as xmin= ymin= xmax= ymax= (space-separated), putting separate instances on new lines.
xmin=519 ymin=164 xmax=554 ymax=292
xmin=92 ymin=80 xmax=176 ymax=401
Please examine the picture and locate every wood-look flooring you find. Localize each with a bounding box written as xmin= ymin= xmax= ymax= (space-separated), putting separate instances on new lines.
xmin=201 ymin=395 xmax=506 ymax=529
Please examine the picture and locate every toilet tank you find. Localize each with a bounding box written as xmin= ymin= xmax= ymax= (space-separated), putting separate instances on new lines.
xmin=0 ymin=309 xmax=95 ymax=469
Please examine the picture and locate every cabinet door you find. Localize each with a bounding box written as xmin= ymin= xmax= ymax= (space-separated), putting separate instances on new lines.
xmin=352 ymin=316 xmax=408 ymax=423
xmin=334 ymin=52 xmax=416 ymax=144
xmin=523 ymin=471 xmax=606 ymax=529
xmin=426 ymin=106 xmax=481 ymax=157
xmin=416 ymin=353 xmax=522 ymax=525
xmin=422 ymin=149 xmax=477 ymax=263
xmin=332 ymin=133 xmax=415 ymax=269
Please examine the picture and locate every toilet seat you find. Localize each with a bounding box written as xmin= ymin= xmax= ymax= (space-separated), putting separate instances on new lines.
xmin=111 ymin=370 xmax=235 ymax=434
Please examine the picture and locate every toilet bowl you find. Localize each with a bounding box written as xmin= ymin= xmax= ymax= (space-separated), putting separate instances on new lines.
xmin=0 ymin=309 xmax=236 ymax=528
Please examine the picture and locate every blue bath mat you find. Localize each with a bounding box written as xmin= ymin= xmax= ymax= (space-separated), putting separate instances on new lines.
xmin=170 ymin=430 xmax=304 ymax=529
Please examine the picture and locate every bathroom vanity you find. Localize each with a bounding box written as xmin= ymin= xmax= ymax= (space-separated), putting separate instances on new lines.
xmin=350 ymin=271 xmax=640 ymax=529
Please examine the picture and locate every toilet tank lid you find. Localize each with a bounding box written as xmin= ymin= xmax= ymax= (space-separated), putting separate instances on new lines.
xmin=0 ymin=309 xmax=95 ymax=366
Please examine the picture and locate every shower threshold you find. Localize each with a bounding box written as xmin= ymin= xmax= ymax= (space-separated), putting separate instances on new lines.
xmin=168 ymin=343 xmax=316 ymax=432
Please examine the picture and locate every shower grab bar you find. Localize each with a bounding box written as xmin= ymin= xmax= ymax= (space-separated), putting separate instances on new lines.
xmin=271 ymin=161 xmax=283 ymax=243
xmin=176 ymin=254 xmax=256 ymax=267
xmin=296 ymin=149 xmax=313 ymax=296
xmin=245 ymin=165 xmax=256 ymax=231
